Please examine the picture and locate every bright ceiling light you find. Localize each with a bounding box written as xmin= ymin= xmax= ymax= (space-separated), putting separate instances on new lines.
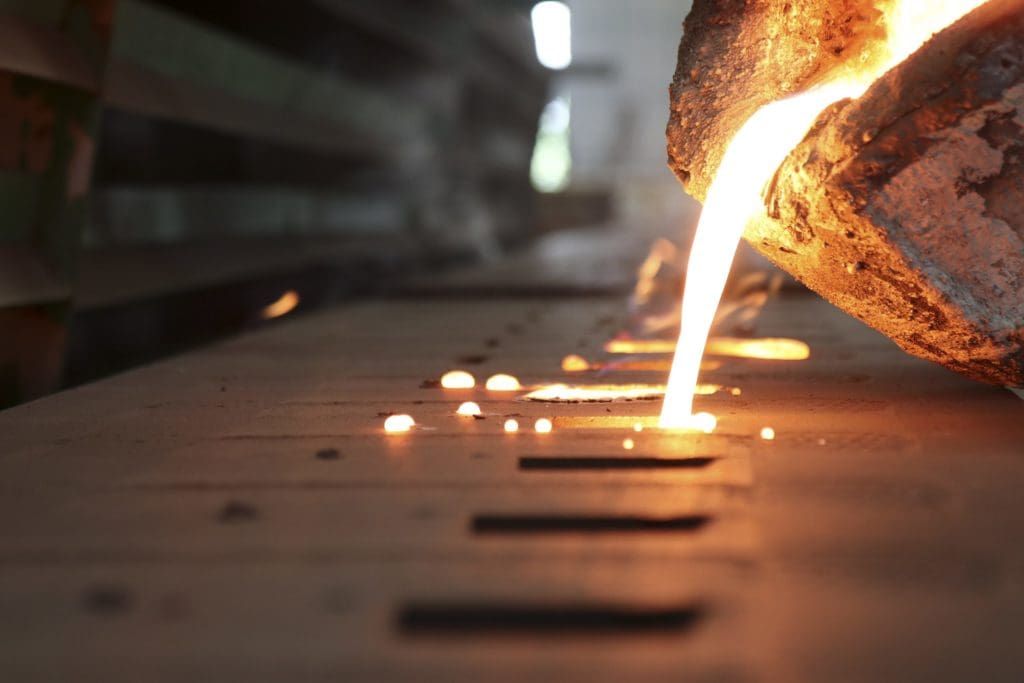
xmin=531 ymin=1 xmax=572 ymax=70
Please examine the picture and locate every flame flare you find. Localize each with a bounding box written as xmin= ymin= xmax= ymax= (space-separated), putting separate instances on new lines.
xmin=659 ymin=0 xmax=988 ymax=429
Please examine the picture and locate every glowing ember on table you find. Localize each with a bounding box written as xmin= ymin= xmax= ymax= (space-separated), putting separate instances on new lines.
xmin=622 ymin=438 xmax=635 ymax=451
xmin=560 ymin=354 xmax=591 ymax=372
xmin=760 ymin=427 xmax=776 ymax=441
xmin=384 ymin=414 xmax=415 ymax=433
xmin=260 ymin=290 xmax=300 ymax=320
xmin=658 ymin=0 xmax=987 ymax=429
xmin=485 ymin=374 xmax=522 ymax=391
xmin=503 ymin=419 xmax=520 ymax=433
xmin=456 ymin=401 xmax=482 ymax=416
xmin=534 ymin=418 xmax=553 ymax=433
xmin=440 ymin=370 xmax=476 ymax=389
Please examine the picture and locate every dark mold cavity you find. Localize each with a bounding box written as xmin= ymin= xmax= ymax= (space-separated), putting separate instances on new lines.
xmin=471 ymin=514 xmax=711 ymax=534
xmin=519 ymin=456 xmax=716 ymax=471
xmin=397 ymin=602 xmax=706 ymax=636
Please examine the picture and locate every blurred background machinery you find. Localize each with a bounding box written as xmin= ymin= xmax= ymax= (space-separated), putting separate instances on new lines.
xmin=0 ymin=0 xmax=697 ymax=407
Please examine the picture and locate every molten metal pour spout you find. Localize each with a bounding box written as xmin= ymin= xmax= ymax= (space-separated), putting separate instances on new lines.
xmin=660 ymin=0 xmax=995 ymax=427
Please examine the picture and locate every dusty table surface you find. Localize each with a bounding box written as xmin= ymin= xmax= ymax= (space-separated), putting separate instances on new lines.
xmin=1 ymin=241 xmax=1023 ymax=681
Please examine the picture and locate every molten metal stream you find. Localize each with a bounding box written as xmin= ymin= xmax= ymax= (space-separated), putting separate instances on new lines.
xmin=659 ymin=0 xmax=987 ymax=429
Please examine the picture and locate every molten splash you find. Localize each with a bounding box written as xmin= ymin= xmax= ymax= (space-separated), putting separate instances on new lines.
xmin=522 ymin=383 xmax=721 ymax=403
xmin=534 ymin=418 xmax=553 ymax=433
xmin=659 ymin=0 xmax=987 ymax=429
xmin=606 ymin=336 xmax=808 ymax=360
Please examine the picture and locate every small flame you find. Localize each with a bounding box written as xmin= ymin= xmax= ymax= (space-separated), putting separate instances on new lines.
xmin=561 ymin=354 xmax=591 ymax=372
xmin=261 ymin=290 xmax=299 ymax=320
xmin=504 ymin=418 xmax=520 ymax=433
xmin=534 ymin=418 xmax=553 ymax=433
xmin=456 ymin=401 xmax=482 ymax=416
xmin=622 ymin=438 xmax=635 ymax=450
xmin=660 ymin=0 xmax=987 ymax=429
xmin=633 ymin=423 xmax=644 ymax=433
xmin=441 ymin=370 xmax=476 ymax=389
xmin=384 ymin=414 xmax=415 ymax=433
xmin=486 ymin=374 xmax=522 ymax=391
xmin=760 ymin=426 xmax=776 ymax=441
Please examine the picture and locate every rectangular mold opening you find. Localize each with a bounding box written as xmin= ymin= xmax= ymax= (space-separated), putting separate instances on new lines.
xmin=396 ymin=602 xmax=706 ymax=636
xmin=519 ymin=456 xmax=717 ymax=471
xmin=471 ymin=514 xmax=711 ymax=534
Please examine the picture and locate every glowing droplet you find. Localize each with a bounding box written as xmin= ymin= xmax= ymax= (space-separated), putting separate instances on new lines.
xmin=817 ymin=437 xmax=827 ymax=446
xmin=760 ymin=426 xmax=776 ymax=441
xmin=561 ymin=354 xmax=590 ymax=372
xmin=384 ymin=414 xmax=415 ymax=433
xmin=441 ymin=370 xmax=476 ymax=389
xmin=633 ymin=423 xmax=644 ymax=433
xmin=486 ymin=374 xmax=522 ymax=391
xmin=534 ymin=418 xmax=553 ymax=433
xmin=456 ymin=401 xmax=481 ymax=416
xmin=622 ymin=438 xmax=635 ymax=450
xmin=692 ymin=412 xmax=717 ymax=434
xmin=730 ymin=387 xmax=742 ymax=397
xmin=504 ymin=419 xmax=520 ymax=433
xmin=261 ymin=290 xmax=300 ymax=320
